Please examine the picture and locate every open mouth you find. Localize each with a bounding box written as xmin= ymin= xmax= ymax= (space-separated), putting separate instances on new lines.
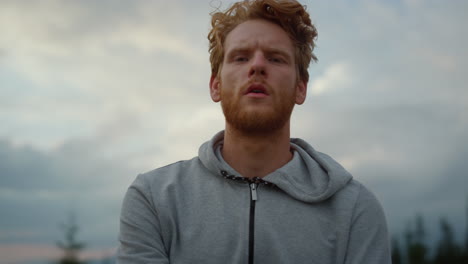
xmin=245 ymin=84 xmax=268 ymax=95
xmin=251 ymin=89 xmax=264 ymax=94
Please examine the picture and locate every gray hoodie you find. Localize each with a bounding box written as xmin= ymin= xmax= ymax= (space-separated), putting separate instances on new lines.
xmin=117 ymin=131 xmax=391 ymax=264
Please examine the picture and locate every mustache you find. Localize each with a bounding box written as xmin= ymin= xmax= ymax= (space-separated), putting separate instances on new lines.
xmin=241 ymin=78 xmax=272 ymax=94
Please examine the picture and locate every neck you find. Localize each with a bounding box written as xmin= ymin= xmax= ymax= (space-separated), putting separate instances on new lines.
xmin=222 ymin=121 xmax=293 ymax=178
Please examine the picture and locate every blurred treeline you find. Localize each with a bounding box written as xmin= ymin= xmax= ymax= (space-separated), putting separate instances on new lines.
xmin=55 ymin=212 xmax=114 ymax=264
xmin=56 ymin=213 xmax=86 ymax=264
xmin=392 ymin=214 xmax=468 ymax=264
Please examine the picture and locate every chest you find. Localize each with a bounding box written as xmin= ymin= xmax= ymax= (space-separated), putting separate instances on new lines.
xmin=156 ymin=182 xmax=351 ymax=264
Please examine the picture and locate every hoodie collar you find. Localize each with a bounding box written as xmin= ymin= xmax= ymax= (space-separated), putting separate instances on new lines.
xmin=198 ymin=131 xmax=352 ymax=203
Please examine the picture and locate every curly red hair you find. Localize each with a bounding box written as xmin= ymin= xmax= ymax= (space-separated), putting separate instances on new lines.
xmin=208 ymin=0 xmax=318 ymax=83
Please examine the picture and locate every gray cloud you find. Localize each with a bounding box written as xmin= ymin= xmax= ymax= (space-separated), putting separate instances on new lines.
xmin=0 ymin=132 xmax=138 ymax=247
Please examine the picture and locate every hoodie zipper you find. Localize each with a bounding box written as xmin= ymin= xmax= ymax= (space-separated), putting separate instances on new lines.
xmin=220 ymin=171 xmax=276 ymax=264
xmin=249 ymin=182 xmax=258 ymax=264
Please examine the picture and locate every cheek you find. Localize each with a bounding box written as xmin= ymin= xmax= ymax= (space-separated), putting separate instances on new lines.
xmin=221 ymin=70 xmax=235 ymax=85
xmin=280 ymin=74 xmax=298 ymax=94
xmin=220 ymin=71 xmax=240 ymax=91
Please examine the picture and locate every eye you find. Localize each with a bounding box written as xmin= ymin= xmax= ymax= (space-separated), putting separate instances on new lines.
xmin=268 ymin=57 xmax=284 ymax=63
xmin=235 ymin=56 xmax=248 ymax=62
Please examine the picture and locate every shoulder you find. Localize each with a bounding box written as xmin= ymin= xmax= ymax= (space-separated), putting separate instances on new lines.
xmin=341 ymin=181 xmax=391 ymax=262
xmin=329 ymin=178 xmax=386 ymax=219
xmin=340 ymin=179 xmax=387 ymax=224
xmin=128 ymin=156 xmax=214 ymax=198
xmin=132 ymin=157 xmax=201 ymax=187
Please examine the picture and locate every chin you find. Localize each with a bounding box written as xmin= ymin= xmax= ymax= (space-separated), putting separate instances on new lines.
xmin=226 ymin=110 xmax=290 ymax=134
xmin=222 ymin=97 xmax=295 ymax=134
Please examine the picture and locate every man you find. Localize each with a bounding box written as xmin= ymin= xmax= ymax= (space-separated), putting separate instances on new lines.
xmin=117 ymin=0 xmax=391 ymax=263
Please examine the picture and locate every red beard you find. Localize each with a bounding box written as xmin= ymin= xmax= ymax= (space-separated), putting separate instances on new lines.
xmin=220 ymin=81 xmax=296 ymax=135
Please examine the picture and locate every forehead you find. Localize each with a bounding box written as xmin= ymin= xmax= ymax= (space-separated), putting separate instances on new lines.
xmin=224 ymin=19 xmax=294 ymax=56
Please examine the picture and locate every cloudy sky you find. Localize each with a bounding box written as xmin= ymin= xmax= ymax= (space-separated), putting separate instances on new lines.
xmin=1 ymin=0 xmax=467 ymax=263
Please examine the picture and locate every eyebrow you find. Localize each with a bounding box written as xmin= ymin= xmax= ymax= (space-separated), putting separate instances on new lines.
xmin=264 ymin=48 xmax=292 ymax=60
xmin=226 ymin=47 xmax=293 ymax=62
xmin=226 ymin=47 xmax=250 ymax=56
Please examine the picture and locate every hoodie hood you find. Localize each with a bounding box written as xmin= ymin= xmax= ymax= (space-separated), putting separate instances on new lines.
xmin=199 ymin=131 xmax=352 ymax=203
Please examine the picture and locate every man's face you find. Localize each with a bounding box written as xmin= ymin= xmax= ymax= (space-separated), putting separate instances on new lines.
xmin=210 ymin=19 xmax=307 ymax=134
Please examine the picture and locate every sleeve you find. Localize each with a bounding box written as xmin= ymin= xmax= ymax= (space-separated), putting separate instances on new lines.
xmin=344 ymin=184 xmax=391 ymax=264
xmin=117 ymin=175 xmax=170 ymax=264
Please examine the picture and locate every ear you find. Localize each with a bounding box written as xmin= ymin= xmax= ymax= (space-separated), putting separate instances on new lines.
xmin=295 ymin=80 xmax=307 ymax=105
xmin=210 ymin=74 xmax=221 ymax=102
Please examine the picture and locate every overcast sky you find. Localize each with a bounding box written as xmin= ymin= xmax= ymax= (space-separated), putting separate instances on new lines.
xmin=1 ymin=0 xmax=467 ymax=263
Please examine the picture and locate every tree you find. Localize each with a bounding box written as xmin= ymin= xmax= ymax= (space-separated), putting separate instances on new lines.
xmin=392 ymin=237 xmax=403 ymax=264
xmin=433 ymin=217 xmax=462 ymax=264
xmin=405 ymin=214 xmax=429 ymax=264
xmin=464 ymin=195 xmax=468 ymax=262
xmin=56 ymin=212 xmax=86 ymax=264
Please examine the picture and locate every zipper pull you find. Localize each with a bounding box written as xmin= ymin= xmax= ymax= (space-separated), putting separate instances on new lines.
xmin=250 ymin=183 xmax=258 ymax=201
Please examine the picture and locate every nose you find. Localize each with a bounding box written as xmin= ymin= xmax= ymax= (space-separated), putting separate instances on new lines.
xmin=248 ymin=52 xmax=267 ymax=78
